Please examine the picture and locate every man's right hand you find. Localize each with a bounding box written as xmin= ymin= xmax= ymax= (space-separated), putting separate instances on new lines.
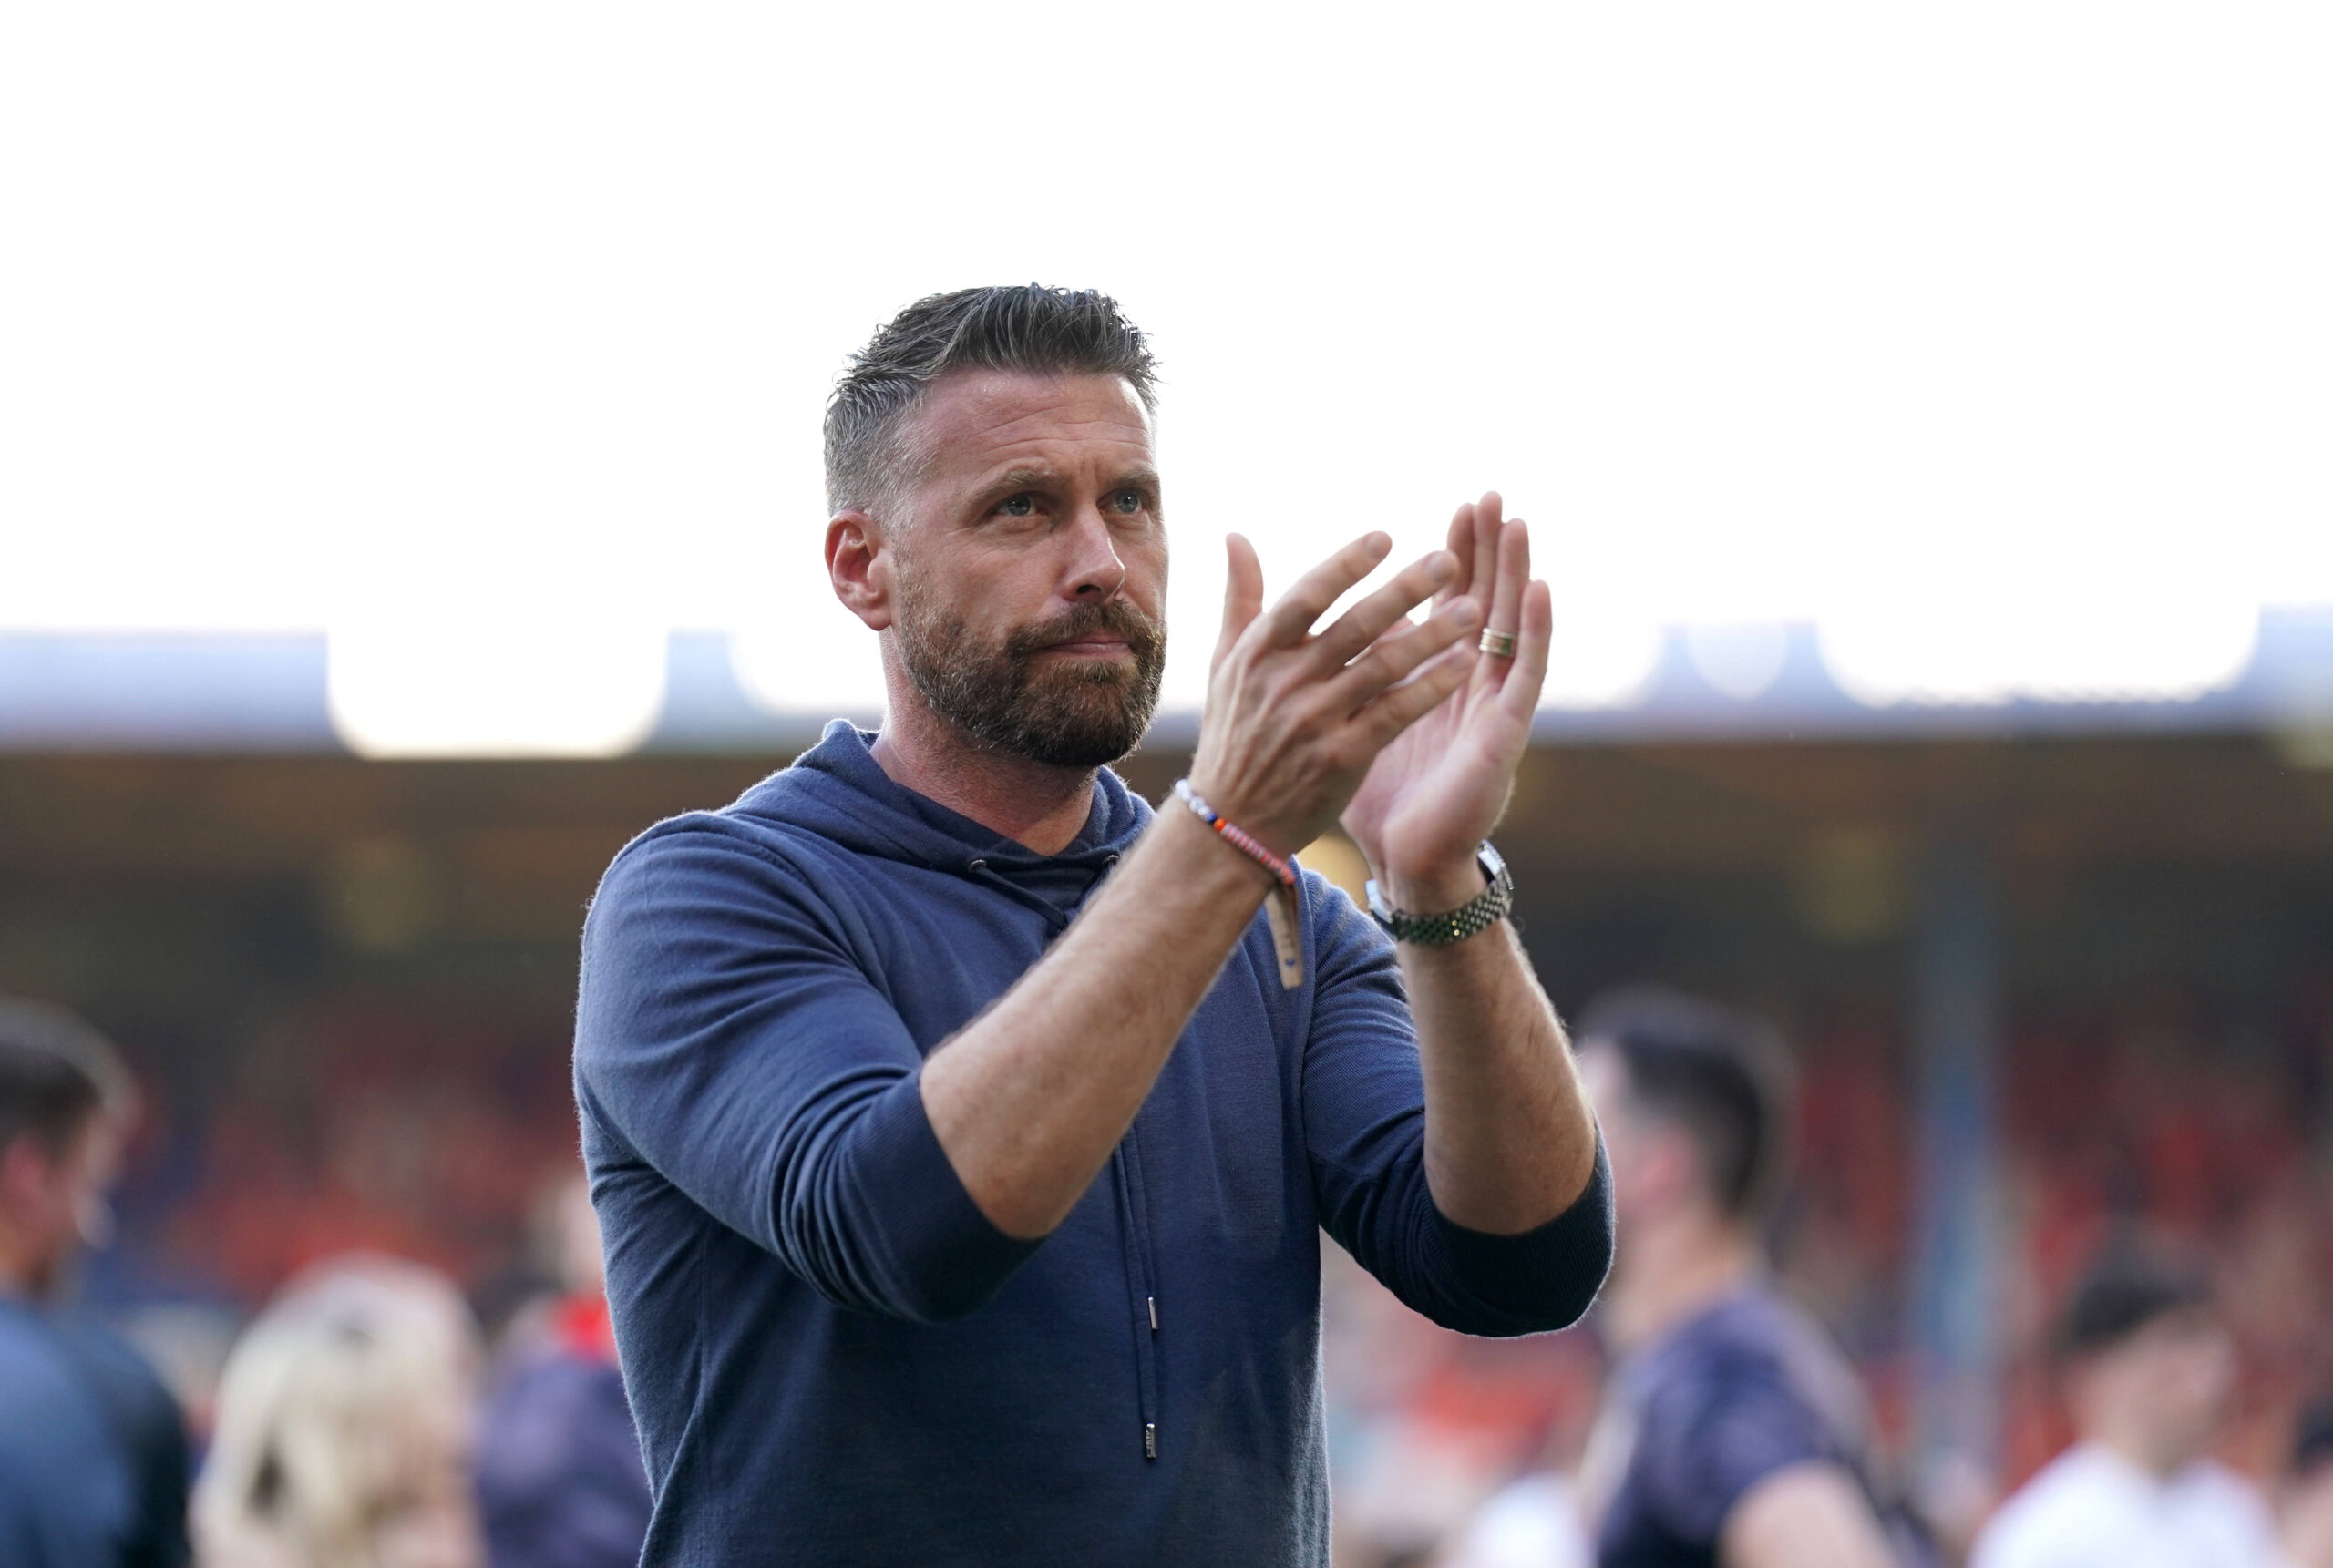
xmin=923 ymin=532 xmax=1481 ymax=1240
xmin=1188 ymin=532 xmax=1485 ymax=856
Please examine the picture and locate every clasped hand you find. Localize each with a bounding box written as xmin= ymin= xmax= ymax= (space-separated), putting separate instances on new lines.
xmin=1187 ymin=494 xmax=1552 ymax=909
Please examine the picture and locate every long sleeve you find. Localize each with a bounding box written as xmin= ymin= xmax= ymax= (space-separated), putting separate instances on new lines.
xmin=573 ymin=825 xmax=1040 ymax=1322
xmin=1299 ymin=876 xmax=1614 ymax=1337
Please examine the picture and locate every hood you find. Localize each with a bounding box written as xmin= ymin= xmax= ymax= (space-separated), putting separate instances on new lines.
xmin=734 ymin=720 xmax=1153 ymax=912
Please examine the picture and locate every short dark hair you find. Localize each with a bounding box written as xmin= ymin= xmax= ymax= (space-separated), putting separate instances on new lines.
xmin=824 ymin=285 xmax=1158 ymax=517
xmin=2291 ymin=1400 xmax=2333 ymax=1477
xmin=2053 ymin=1245 xmax=2215 ymax=1361
xmin=0 ymin=996 xmax=132 ymax=1157
xmin=1578 ymin=987 xmax=1795 ymax=1221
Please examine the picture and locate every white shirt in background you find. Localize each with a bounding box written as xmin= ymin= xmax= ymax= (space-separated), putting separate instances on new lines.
xmin=1441 ymin=1473 xmax=1593 ymax=1568
xmin=1971 ymin=1442 xmax=2278 ymax=1568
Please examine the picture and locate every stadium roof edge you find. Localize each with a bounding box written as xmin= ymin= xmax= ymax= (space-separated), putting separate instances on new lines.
xmin=1 ymin=611 xmax=2328 ymax=755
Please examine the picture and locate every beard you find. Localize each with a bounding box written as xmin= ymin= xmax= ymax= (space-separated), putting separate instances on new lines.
xmin=891 ymin=583 xmax=1166 ymax=770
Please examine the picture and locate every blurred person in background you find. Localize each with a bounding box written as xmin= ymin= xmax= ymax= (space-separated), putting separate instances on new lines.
xmin=1442 ymin=1463 xmax=1594 ymax=1568
xmin=0 ymin=995 xmax=190 ymax=1568
xmin=472 ymin=1173 xmax=649 ymax=1568
xmin=193 ymin=1255 xmax=484 ymax=1568
xmin=2276 ymin=1402 xmax=2333 ymax=1568
xmin=1568 ymin=989 xmax=1915 ymax=1568
xmin=574 ymin=284 xmax=1612 ymax=1565
xmin=1971 ymin=1248 xmax=2272 ymax=1568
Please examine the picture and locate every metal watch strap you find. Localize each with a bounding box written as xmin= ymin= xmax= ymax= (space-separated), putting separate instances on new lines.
xmin=1365 ymin=843 xmax=1513 ymax=946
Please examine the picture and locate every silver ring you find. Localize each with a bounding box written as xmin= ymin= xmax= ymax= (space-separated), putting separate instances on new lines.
xmin=1478 ymin=629 xmax=1518 ymax=659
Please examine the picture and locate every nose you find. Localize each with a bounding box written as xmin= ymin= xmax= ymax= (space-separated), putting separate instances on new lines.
xmin=1060 ymin=499 xmax=1127 ymax=602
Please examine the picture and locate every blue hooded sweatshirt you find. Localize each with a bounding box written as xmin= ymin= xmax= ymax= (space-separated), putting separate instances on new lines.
xmin=573 ymin=722 xmax=1614 ymax=1567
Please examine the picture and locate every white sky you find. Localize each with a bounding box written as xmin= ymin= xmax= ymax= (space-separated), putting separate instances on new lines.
xmin=4 ymin=5 xmax=2328 ymax=753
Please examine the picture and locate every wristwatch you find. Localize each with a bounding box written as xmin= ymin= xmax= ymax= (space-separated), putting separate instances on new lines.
xmin=1365 ymin=843 xmax=1513 ymax=946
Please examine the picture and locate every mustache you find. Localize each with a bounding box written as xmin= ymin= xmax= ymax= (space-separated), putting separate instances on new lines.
xmin=1007 ymin=600 xmax=1165 ymax=660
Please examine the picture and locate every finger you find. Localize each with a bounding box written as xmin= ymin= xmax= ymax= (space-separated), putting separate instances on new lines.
xmin=1324 ymin=594 xmax=1483 ymax=711
xmin=1215 ymin=533 xmax=1265 ymax=668
xmin=1467 ymin=491 xmax=1504 ymax=606
xmin=1497 ymin=579 xmax=1555 ymax=723
xmin=1309 ymin=549 xmax=1459 ymax=670
xmin=1258 ymin=532 xmax=1393 ymax=648
xmin=1476 ymin=519 xmax=1530 ymax=690
xmin=1434 ymin=501 xmax=1475 ymax=610
xmin=1357 ymin=640 xmax=1479 ymax=744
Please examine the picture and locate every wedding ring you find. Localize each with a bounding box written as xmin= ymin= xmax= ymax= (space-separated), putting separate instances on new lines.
xmin=1478 ymin=629 xmax=1519 ymax=660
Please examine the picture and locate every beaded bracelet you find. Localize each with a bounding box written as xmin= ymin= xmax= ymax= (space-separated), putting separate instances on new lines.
xmin=1170 ymin=780 xmax=1296 ymax=889
xmin=1170 ymin=779 xmax=1304 ymax=990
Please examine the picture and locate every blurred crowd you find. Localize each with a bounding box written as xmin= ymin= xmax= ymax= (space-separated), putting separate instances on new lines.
xmin=1 ymin=994 xmax=644 ymax=1568
xmin=7 ymin=978 xmax=2333 ymax=1567
xmin=1321 ymin=986 xmax=2333 ymax=1567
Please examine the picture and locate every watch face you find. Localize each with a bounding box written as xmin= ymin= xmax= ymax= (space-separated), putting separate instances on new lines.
xmin=1477 ymin=842 xmax=1506 ymax=879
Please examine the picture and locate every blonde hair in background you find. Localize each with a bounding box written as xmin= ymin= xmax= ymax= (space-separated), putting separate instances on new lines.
xmin=194 ymin=1254 xmax=484 ymax=1568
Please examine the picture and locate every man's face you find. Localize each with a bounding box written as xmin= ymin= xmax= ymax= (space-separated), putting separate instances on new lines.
xmin=1578 ymin=1045 xmax=1637 ymax=1204
xmin=1578 ymin=1043 xmax=1684 ymax=1231
xmin=2079 ymin=1308 xmax=2237 ymax=1470
xmin=0 ymin=1112 xmax=120 ymax=1295
xmin=2128 ymin=1311 xmax=2236 ymax=1461
xmin=879 ymin=369 xmax=1166 ymax=769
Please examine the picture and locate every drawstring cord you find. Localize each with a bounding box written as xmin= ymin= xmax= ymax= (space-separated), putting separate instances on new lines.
xmin=961 ymin=849 xmax=1123 ymax=933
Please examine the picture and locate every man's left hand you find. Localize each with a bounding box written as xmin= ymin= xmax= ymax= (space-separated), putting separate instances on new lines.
xmin=1340 ymin=492 xmax=1549 ymax=913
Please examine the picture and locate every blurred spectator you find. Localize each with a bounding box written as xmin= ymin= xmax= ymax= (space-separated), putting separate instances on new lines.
xmin=2279 ymin=1402 xmax=2333 ymax=1568
xmin=1566 ymin=988 xmax=1912 ymax=1568
xmin=473 ymin=1173 xmax=649 ymax=1568
xmin=193 ymin=1255 xmax=484 ymax=1568
xmin=1970 ymin=1246 xmax=2274 ymax=1568
xmin=0 ymin=995 xmax=190 ymax=1568
xmin=1321 ymin=1235 xmax=1605 ymax=1566
xmin=1441 ymin=1469 xmax=1593 ymax=1568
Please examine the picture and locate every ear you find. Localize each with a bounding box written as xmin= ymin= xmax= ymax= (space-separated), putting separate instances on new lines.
xmin=826 ymin=509 xmax=895 ymax=632
xmin=0 ymin=1134 xmax=53 ymax=1225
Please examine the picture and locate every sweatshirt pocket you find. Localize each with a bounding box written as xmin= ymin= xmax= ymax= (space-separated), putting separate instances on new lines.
xmin=1110 ymin=1134 xmax=1162 ymax=1461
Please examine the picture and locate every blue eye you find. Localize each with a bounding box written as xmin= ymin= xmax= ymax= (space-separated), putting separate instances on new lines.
xmin=1112 ymin=490 xmax=1142 ymax=514
xmin=998 ymin=495 xmax=1034 ymax=518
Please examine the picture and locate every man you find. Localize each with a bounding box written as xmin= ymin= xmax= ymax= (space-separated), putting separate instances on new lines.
xmin=573 ymin=284 xmax=1613 ymax=1564
xmin=1971 ymin=1248 xmax=2275 ymax=1568
xmin=0 ymin=996 xmax=189 ymax=1568
xmin=475 ymin=1173 xmax=652 ymax=1568
xmin=1571 ymin=988 xmax=1908 ymax=1568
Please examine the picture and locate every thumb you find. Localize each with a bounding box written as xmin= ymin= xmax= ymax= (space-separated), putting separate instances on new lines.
xmin=1215 ymin=533 xmax=1264 ymax=668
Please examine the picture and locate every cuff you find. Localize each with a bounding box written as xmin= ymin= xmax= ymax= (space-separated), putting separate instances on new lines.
xmin=1423 ymin=1138 xmax=1616 ymax=1336
xmin=848 ymin=1070 xmax=1046 ymax=1322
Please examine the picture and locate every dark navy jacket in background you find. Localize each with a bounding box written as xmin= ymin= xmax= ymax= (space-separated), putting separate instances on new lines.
xmin=475 ymin=1335 xmax=651 ymax=1568
xmin=0 ymin=1296 xmax=135 ymax=1567
xmin=1 ymin=1295 xmax=189 ymax=1568
xmin=574 ymin=721 xmax=1614 ymax=1567
xmin=1594 ymin=1287 xmax=1928 ymax=1568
